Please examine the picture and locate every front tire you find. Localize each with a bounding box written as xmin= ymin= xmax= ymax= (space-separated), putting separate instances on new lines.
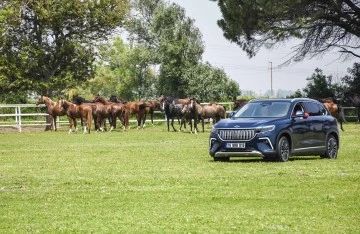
xmin=276 ymin=136 xmax=290 ymax=162
xmin=321 ymin=135 xmax=338 ymax=159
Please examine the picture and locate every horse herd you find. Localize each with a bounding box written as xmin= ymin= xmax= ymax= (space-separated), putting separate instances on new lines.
xmin=35 ymin=95 xmax=226 ymax=134
xmin=35 ymin=92 xmax=360 ymax=134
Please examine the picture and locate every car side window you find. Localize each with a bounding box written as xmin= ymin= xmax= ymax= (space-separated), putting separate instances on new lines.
xmin=292 ymin=103 xmax=304 ymax=116
xmin=304 ymin=102 xmax=321 ymax=116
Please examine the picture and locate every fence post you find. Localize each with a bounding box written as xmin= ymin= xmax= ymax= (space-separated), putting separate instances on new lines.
xmin=16 ymin=106 xmax=22 ymax=133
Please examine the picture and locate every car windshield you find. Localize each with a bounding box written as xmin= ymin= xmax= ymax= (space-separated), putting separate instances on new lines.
xmin=233 ymin=101 xmax=290 ymax=118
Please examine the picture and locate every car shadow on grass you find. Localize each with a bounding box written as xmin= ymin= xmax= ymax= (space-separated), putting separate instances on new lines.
xmin=210 ymin=156 xmax=323 ymax=163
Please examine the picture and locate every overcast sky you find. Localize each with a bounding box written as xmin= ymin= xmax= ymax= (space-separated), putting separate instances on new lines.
xmin=170 ymin=0 xmax=357 ymax=95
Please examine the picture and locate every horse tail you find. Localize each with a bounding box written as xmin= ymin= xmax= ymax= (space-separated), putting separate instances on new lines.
xmin=88 ymin=109 xmax=92 ymax=134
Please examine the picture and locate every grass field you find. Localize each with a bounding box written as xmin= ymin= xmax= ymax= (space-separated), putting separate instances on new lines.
xmin=0 ymin=122 xmax=359 ymax=233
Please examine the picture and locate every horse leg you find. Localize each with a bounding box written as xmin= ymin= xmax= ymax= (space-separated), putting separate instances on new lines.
xmin=193 ymin=117 xmax=198 ymax=134
xmin=67 ymin=117 xmax=73 ymax=134
xmin=53 ymin=116 xmax=58 ymax=131
xmin=49 ymin=115 xmax=55 ymax=131
xmin=202 ymin=119 xmax=205 ymax=132
xmin=97 ymin=115 xmax=104 ymax=131
xmin=151 ymin=111 xmax=154 ymax=126
xmin=136 ymin=115 xmax=141 ymax=130
xmin=73 ymin=117 xmax=78 ymax=133
xmin=171 ymin=118 xmax=177 ymax=132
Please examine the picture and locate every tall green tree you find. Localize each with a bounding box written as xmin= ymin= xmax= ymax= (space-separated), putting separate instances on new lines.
xmin=342 ymin=62 xmax=360 ymax=94
xmin=76 ymin=37 xmax=158 ymax=101
xmin=0 ymin=0 xmax=129 ymax=97
xmin=303 ymin=68 xmax=337 ymax=98
xmin=184 ymin=63 xmax=240 ymax=102
xmin=215 ymin=0 xmax=360 ymax=62
xmin=126 ymin=0 xmax=205 ymax=97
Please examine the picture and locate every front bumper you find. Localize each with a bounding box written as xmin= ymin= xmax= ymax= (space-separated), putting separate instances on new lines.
xmin=209 ymin=136 xmax=276 ymax=159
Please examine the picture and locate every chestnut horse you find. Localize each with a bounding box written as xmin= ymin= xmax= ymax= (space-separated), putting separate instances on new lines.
xmin=109 ymin=95 xmax=148 ymax=129
xmin=91 ymin=95 xmax=127 ymax=131
xmin=73 ymin=96 xmax=101 ymax=130
xmin=36 ymin=96 xmax=66 ymax=131
xmin=58 ymin=98 xmax=92 ymax=134
xmin=321 ymin=98 xmax=346 ymax=131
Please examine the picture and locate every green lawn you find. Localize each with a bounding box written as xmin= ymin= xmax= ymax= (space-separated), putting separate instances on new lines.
xmin=0 ymin=123 xmax=359 ymax=233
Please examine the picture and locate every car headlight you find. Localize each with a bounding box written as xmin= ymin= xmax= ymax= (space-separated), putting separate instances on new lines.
xmin=257 ymin=125 xmax=275 ymax=133
xmin=211 ymin=126 xmax=218 ymax=134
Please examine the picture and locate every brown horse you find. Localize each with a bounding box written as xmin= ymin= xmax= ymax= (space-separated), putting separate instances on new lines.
xmin=158 ymin=95 xmax=191 ymax=105
xmin=321 ymin=98 xmax=346 ymax=131
xmin=72 ymin=96 xmax=102 ymax=131
xmin=58 ymin=98 xmax=92 ymax=134
xmin=182 ymin=99 xmax=226 ymax=133
xmin=143 ymin=100 xmax=161 ymax=126
xmin=36 ymin=96 xmax=66 ymax=131
xmin=91 ymin=95 xmax=127 ymax=131
xmin=109 ymin=95 xmax=148 ymax=129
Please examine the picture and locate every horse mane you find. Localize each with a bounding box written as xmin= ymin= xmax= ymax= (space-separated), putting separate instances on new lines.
xmin=73 ymin=96 xmax=91 ymax=104
xmin=109 ymin=95 xmax=127 ymax=104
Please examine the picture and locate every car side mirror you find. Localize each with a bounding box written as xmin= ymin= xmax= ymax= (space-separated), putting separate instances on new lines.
xmin=293 ymin=110 xmax=309 ymax=119
xmin=228 ymin=111 xmax=235 ymax=118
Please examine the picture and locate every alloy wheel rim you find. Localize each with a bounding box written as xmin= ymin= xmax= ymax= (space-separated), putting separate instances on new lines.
xmin=328 ymin=138 xmax=337 ymax=158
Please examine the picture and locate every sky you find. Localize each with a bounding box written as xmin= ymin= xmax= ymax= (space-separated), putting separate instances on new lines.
xmin=170 ymin=0 xmax=358 ymax=95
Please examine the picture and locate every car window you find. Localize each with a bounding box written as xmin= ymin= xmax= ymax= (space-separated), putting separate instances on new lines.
xmin=292 ymin=103 xmax=304 ymax=116
xmin=234 ymin=102 xmax=290 ymax=118
xmin=303 ymin=101 xmax=322 ymax=116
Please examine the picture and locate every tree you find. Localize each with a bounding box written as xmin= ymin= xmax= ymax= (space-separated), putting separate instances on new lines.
xmin=0 ymin=0 xmax=129 ymax=97
xmin=184 ymin=62 xmax=240 ymax=102
xmin=215 ymin=0 xmax=360 ymax=62
xmin=73 ymin=37 xmax=158 ymax=101
xmin=342 ymin=62 xmax=360 ymax=94
xmin=303 ymin=68 xmax=337 ymax=98
xmin=126 ymin=0 xmax=205 ymax=97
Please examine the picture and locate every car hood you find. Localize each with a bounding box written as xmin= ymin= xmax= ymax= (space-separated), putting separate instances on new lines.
xmin=214 ymin=117 xmax=281 ymax=128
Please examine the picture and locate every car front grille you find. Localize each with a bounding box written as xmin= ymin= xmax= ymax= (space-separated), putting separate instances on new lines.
xmin=218 ymin=129 xmax=256 ymax=141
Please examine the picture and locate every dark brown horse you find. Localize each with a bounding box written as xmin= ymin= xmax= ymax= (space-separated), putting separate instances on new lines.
xmin=344 ymin=92 xmax=360 ymax=122
xmin=109 ymin=95 xmax=148 ymax=129
xmin=58 ymin=98 xmax=92 ymax=134
xmin=143 ymin=100 xmax=161 ymax=126
xmin=182 ymin=99 xmax=226 ymax=133
xmin=36 ymin=96 xmax=66 ymax=131
xmin=321 ymin=98 xmax=346 ymax=131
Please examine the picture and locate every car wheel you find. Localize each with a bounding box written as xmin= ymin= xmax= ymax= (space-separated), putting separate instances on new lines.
xmin=214 ymin=157 xmax=230 ymax=162
xmin=321 ymin=135 xmax=338 ymax=159
xmin=276 ymin=136 xmax=290 ymax=162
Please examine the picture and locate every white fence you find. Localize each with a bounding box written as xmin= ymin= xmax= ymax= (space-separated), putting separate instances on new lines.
xmin=0 ymin=103 xmax=357 ymax=132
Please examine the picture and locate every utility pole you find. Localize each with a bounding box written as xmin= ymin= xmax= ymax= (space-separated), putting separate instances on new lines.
xmin=269 ymin=62 xmax=273 ymax=97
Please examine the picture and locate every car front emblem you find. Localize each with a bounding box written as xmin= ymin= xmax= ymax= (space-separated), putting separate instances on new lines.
xmin=234 ymin=125 xmax=240 ymax=128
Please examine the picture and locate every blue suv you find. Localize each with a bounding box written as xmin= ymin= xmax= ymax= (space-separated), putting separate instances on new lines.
xmin=209 ymin=98 xmax=339 ymax=162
